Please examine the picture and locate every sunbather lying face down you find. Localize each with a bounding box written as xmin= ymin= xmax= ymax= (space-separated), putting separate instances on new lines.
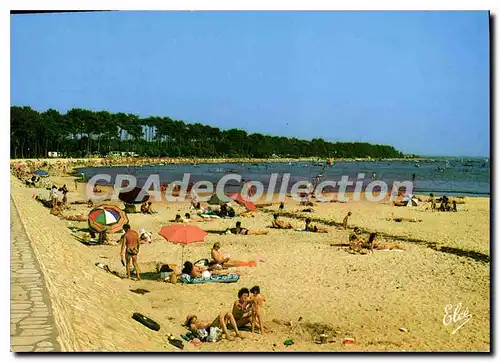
xmin=226 ymin=222 xmax=269 ymax=235
xmin=271 ymin=214 xmax=293 ymax=229
xmin=304 ymin=219 xmax=328 ymax=233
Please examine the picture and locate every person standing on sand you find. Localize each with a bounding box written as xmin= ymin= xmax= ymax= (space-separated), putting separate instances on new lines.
xmin=343 ymin=211 xmax=352 ymax=229
xmin=120 ymin=224 xmax=141 ymax=280
xmin=428 ymin=193 xmax=436 ymax=211
xmin=249 ymin=286 xmax=266 ymax=334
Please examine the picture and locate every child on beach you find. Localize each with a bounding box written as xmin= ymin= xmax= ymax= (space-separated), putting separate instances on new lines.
xmin=249 ymin=286 xmax=266 ymax=334
xmin=343 ymin=211 xmax=352 ymax=229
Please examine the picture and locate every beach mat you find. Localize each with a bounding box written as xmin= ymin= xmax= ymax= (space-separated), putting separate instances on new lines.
xmin=179 ymin=273 xmax=240 ymax=284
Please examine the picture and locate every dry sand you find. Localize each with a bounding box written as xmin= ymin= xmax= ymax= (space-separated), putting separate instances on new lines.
xmin=11 ymin=174 xmax=490 ymax=351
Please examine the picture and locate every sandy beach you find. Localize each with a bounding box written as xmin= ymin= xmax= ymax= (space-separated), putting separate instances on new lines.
xmin=10 ymin=168 xmax=490 ymax=351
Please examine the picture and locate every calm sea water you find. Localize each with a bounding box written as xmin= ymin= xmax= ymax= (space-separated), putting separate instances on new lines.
xmin=76 ymin=157 xmax=490 ymax=197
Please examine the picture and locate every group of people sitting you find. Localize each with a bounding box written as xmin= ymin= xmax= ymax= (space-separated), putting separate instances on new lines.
xmin=140 ymin=201 xmax=156 ymax=214
xmin=180 ymin=242 xmax=260 ymax=280
xmin=190 ymin=201 xmax=236 ymax=219
xmin=428 ymin=194 xmax=458 ymax=212
xmin=184 ymin=286 xmax=266 ymax=341
xmin=393 ymin=192 xmax=420 ymax=207
xmin=270 ymin=214 xmax=329 ymax=233
xmin=50 ymin=184 xmax=69 ymax=208
xmin=25 ymin=175 xmax=41 ymax=187
xmin=172 ymin=213 xmax=214 ymax=223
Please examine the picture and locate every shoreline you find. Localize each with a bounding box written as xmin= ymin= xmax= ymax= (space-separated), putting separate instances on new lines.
xmin=11 ymin=157 xmax=490 ymax=198
xmin=11 ymin=155 xmax=480 ymax=170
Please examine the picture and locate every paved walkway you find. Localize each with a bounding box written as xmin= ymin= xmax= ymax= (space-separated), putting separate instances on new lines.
xmin=10 ymin=200 xmax=60 ymax=352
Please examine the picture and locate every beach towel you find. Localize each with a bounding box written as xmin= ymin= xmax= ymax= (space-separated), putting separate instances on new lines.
xmin=179 ymin=273 xmax=240 ymax=284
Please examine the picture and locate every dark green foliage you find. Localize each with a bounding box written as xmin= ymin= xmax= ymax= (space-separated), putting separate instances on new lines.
xmin=10 ymin=106 xmax=404 ymax=159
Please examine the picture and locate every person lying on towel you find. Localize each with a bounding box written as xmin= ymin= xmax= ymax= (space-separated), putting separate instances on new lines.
xmin=210 ymin=242 xmax=258 ymax=269
xmin=225 ymin=221 xmax=268 ymax=235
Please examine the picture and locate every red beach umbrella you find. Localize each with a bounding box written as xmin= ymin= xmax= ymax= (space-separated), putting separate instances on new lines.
xmin=229 ymin=193 xmax=257 ymax=212
xmin=158 ymin=224 xmax=208 ymax=264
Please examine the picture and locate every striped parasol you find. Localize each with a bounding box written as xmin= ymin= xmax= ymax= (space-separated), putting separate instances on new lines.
xmin=88 ymin=205 xmax=128 ymax=233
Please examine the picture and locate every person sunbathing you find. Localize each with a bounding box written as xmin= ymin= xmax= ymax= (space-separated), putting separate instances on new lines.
xmin=173 ymin=214 xmax=184 ymax=223
xmin=70 ymin=200 xmax=88 ymax=205
xmin=271 ymin=213 xmax=293 ymax=229
xmin=371 ymin=233 xmax=406 ymax=251
xmin=211 ymin=242 xmax=230 ymax=268
xmin=388 ymin=216 xmax=422 ymax=223
xmin=147 ymin=201 xmax=157 ymax=213
xmin=226 ymin=221 xmax=269 ymax=235
xmin=303 ymin=218 xmax=328 ymax=233
xmin=182 ymin=261 xmax=206 ymax=278
xmin=182 ymin=261 xmax=230 ymax=278
xmin=349 ymin=232 xmax=374 ymax=254
xmin=347 ymin=227 xmax=365 ymax=250
xmin=210 ymin=242 xmax=257 ymax=269
xmin=138 ymin=228 xmax=153 ymax=244
xmin=184 ymin=313 xmax=244 ymax=341
xmin=59 ymin=213 xmax=88 ymax=222
xmin=50 ymin=204 xmax=64 ymax=217
xmin=349 ymin=227 xmax=362 ymax=242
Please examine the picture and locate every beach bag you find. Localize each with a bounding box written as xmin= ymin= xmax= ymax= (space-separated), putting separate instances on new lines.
xmin=196 ymin=328 xmax=209 ymax=342
xmin=208 ymin=327 xmax=222 ymax=342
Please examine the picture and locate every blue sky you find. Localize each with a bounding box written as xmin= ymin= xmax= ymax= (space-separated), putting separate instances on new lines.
xmin=11 ymin=11 xmax=490 ymax=156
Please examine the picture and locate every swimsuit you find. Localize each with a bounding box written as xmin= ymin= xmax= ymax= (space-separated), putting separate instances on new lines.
xmin=126 ymin=245 xmax=140 ymax=256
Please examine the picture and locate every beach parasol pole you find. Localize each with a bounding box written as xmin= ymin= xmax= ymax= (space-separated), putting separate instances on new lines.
xmin=181 ymin=245 xmax=185 ymax=266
